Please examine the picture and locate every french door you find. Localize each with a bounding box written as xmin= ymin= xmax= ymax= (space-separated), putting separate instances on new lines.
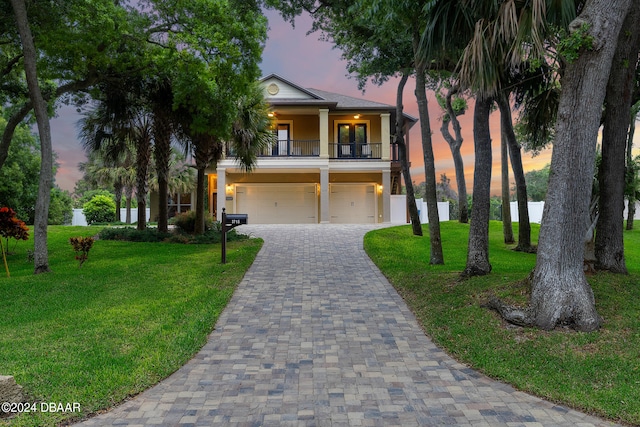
xmin=337 ymin=123 xmax=366 ymax=157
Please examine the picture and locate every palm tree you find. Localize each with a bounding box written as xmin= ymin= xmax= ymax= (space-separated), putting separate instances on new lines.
xmin=78 ymin=108 xmax=128 ymax=221
xmin=148 ymin=147 xmax=196 ymax=201
xmin=149 ymin=77 xmax=174 ymax=233
xmin=78 ymin=77 xmax=154 ymax=230
xmin=77 ymin=150 xmax=136 ymax=222
xmin=175 ymin=81 xmax=271 ymax=235
xmin=229 ymin=82 xmax=272 ymax=173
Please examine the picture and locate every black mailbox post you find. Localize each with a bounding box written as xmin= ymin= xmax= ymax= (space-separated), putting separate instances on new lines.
xmin=221 ymin=208 xmax=248 ymax=264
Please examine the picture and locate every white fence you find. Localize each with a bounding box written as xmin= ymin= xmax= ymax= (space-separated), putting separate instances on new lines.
xmin=390 ymin=195 xmax=450 ymax=224
xmin=72 ymin=208 xmax=150 ymax=226
xmin=623 ymin=200 xmax=640 ymax=220
xmin=509 ymin=201 xmax=545 ymax=223
xmin=509 ymin=200 xmax=640 ymax=224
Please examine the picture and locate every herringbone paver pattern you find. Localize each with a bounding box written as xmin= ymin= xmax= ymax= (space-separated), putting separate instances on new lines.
xmin=76 ymin=224 xmax=619 ymax=426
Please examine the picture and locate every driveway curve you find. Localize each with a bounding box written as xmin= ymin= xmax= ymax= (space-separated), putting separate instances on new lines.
xmin=76 ymin=224 xmax=618 ymax=426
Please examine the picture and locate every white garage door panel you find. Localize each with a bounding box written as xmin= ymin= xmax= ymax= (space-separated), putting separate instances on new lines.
xmin=330 ymin=184 xmax=376 ymax=224
xmin=236 ymin=184 xmax=317 ymax=224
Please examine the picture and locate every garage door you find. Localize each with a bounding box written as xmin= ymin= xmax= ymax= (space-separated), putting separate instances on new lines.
xmin=235 ymin=184 xmax=317 ymax=224
xmin=329 ymin=184 xmax=376 ymax=224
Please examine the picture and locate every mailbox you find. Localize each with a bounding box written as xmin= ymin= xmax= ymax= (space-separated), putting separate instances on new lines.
xmin=225 ymin=214 xmax=248 ymax=227
xmin=221 ymin=209 xmax=248 ymax=264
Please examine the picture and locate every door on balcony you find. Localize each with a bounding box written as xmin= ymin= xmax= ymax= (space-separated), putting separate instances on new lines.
xmin=274 ymin=123 xmax=290 ymax=156
xmin=338 ymin=123 xmax=366 ymax=158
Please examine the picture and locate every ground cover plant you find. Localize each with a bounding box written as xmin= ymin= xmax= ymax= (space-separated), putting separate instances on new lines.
xmin=364 ymin=221 xmax=640 ymax=425
xmin=98 ymin=222 xmax=246 ymax=244
xmin=0 ymin=226 xmax=262 ymax=427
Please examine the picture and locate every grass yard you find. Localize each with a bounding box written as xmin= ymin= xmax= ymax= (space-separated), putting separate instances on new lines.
xmin=364 ymin=221 xmax=640 ymax=426
xmin=0 ymin=226 xmax=262 ymax=427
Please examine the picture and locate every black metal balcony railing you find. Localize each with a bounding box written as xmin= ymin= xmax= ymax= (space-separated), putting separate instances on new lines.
xmin=329 ymin=142 xmax=382 ymax=159
xmin=259 ymin=139 xmax=320 ymax=157
xmin=227 ymin=140 xmax=388 ymax=159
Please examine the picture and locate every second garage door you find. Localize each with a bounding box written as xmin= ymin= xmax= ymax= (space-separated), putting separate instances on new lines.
xmin=235 ymin=184 xmax=317 ymax=224
xmin=329 ymin=183 xmax=377 ymax=224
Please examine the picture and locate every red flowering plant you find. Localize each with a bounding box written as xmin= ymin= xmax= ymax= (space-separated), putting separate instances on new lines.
xmin=69 ymin=236 xmax=94 ymax=268
xmin=0 ymin=207 xmax=30 ymax=278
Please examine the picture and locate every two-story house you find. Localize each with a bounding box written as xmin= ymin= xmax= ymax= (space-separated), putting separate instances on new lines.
xmin=207 ymin=74 xmax=416 ymax=224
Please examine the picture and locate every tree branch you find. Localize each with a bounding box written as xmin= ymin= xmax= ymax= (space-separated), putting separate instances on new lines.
xmin=1 ymin=53 xmax=23 ymax=77
xmin=0 ymin=73 xmax=99 ymax=170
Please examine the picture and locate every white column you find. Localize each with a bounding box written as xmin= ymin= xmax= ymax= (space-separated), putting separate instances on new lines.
xmin=320 ymin=167 xmax=330 ymax=223
xmin=216 ymin=167 xmax=226 ymax=221
xmin=380 ymin=113 xmax=391 ymax=160
xmin=382 ymin=169 xmax=391 ymax=223
xmin=319 ymin=109 xmax=329 ymax=159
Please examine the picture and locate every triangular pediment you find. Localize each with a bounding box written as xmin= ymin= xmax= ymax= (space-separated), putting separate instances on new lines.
xmin=260 ymin=74 xmax=324 ymax=100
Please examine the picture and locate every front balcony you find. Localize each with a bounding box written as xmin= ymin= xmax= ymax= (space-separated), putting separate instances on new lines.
xmin=226 ymin=140 xmax=391 ymax=160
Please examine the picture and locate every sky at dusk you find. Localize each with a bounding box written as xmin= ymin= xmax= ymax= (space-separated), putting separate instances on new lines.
xmin=50 ymin=7 xmax=556 ymax=195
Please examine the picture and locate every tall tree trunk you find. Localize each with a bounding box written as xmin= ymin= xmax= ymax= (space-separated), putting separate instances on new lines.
xmin=153 ymin=107 xmax=172 ymax=233
xmin=529 ymin=0 xmax=630 ymax=331
xmin=192 ymin=134 xmax=218 ymax=235
xmin=194 ymin=165 xmax=206 ymax=235
xmin=500 ymin=131 xmax=514 ymax=244
xmin=114 ymin=179 xmax=123 ymax=223
xmin=10 ymin=0 xmax=51 ymax=274
xmin=125 ymin=184 xmax=133 ymax=224
xmin=395 ymin=72 xmax=422 ymax=236
xmin=413 ymin=42 xmax=443 ymax=264
xmin=193 ymin=137 xmax=208 ymax=235
xmin=136 ymin=125 xmax=152 ymax=231
xmin=440 ymin=86 xmax=468 ymax=223
xmin=496 ymin=93 xmax=532 ymax=251
xmin=463 ymin=97 xmax=493 ymax=277
xmin=125 ymin=196 xmax=132 ymax=224
xmin=596 ymin=0 xmax=640 ymax=272
xmin=627 ymin=110 xmax=638 ymax=230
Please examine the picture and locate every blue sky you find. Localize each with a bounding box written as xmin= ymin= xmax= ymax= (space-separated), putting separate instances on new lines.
xmin=51 ymin=8 xmax=553 ymax=195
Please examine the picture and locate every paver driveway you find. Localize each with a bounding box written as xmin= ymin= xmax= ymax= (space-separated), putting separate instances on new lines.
xmin=76 ymin=224 xmax=618 ymax=426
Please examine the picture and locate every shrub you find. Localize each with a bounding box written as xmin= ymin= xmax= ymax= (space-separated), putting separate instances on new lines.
xmin=97 ymin=223 xmax=249 ymax=245
xmin=83 ymin=195 xmax=116 ymax=225
xmin=98 ymin=227 xmax=172 ymax=243
xmin=69 ymin=236 xmax=94 ymax=267
xmin=171 ymin=210 xmax=213 ymax=234
xmin=74 ymin=189 xmax=114 ymax=209
xmin=49 ymin=187 xmax=73 ymax=225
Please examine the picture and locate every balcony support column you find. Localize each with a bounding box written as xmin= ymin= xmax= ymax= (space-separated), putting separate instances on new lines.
xmin=320 ymin=167 xmax=330 ymax=223
xmin=319 ymin=109 xmax=329 ymax=159
xmin=382 ymin=169 xmax=391 ymax=223
xmin=216 ymin=167 xmax=226 ymax=221
xmin=381 ymin=113 xmax=391 ymax=161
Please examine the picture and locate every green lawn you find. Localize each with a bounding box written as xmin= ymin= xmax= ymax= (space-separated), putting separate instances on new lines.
xmin=364 ymin=221 xmax=640 ymax=426
xmin=0 ymin=226 xmax=262 ymax=427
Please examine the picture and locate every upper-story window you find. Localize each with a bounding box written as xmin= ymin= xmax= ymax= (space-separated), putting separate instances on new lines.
xmin=337 ymin=123 xmax=368 ymax=158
